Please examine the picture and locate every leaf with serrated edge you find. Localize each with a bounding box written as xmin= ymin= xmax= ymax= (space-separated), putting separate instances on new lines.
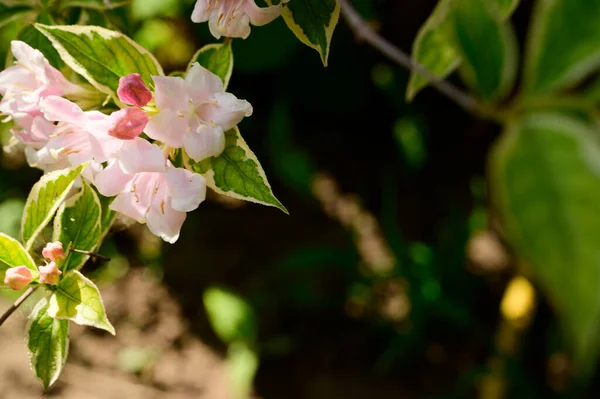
xmin=267 ymin=0 xmax=340 ymax=66
xmin=188 ymin=42 xmax=233 ymax=89
xmin=27 ymin=297 xmax=70 ymax=390
xmin=21 ymin=164 xmax=86 ymax=251
xmin=0 ymin=233 xmax=38 ymax=286
xmin=48 ymin=270 xmax=115 ymax=335
xmin=34 ymin=24 xmax=163 ymax=102
xmin=491 ymin=112 xmax=600 ymax=369
xmin=53 ymin=181 xmax=102 ymax=271
xmin=189 ymin=128 xmax=288 ymax=214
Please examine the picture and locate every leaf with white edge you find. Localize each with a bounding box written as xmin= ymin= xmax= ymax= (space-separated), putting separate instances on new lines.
xmin=48 ymin=270 xmax=115 ymax=335
xmin=21 ymin=164 xmax=86 ymax=251
xmin=490 ymin=112 xmax=600 ymax=369
xmin=267 ymin=0 xmax=340 ymax=66
xmin=53 ymin=181 xmax=101 ymax=272
xmin=524 ymin=0 xmax=600 ymax=96
xmin=451 ymin=0 xmax=517 ymax=102
xmin=189 ymin=42 xmax=233 ymax=89
xmin=189 ymin=128 xmax=288 ymax=214
xmin=27 ymin=298 xmax=70 ymax=390
xmin=406 ymin=0 xmax=460 ymax=101
xmin=34 ymin=24 xmax=163 ymax=101
xmin=0 ymin=233 xmax=38 ymax=287
xmin=407 ymin=0 xmax=519 ymax=101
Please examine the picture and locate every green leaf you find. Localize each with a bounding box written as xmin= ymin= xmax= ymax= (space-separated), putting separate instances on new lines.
xmin=227 ymin=342 xmax=259 ymax=399
xmin=189 ymin=128 xmax=288 ymax=214
xmin=490 ymin=112 xmax=600 ymax=369
xmin=48 ymin=270 xmax=115 ymax=335
xmin=204 ymin=287 xmax=256 ymax=344
xmin=406 ymin=0 xmax=460 ymax=101
xmin=34 ymin=24 xmax=163 ymax=101
xmin=62 ymin=0 xmax=129 ymax=10
xmin=98 ymin=194 xmax=117 ymax=241
xmin=524 ymin=0 xmax=600 ymax=96
xmin=27 ymin=298 xmax=70 ymax=390
xmin=0 ymin=233 xmax=38 ymax=287
xmin=493 ymin=0 xmax=521 ymax=18
xmin=267 ymin=0 xmax=340 ymax=66
xmin=451 ymin=0 xmax=517 ymax=102
xmin=188 ymin=42 xmax=233 ymax=89
xmin=0 ymin=5 xmax=35 ymax=30
xmin=53 ymin=181 xmax=102 ymax=272
xmin=21 ymin=164 xmax=86 ymax=251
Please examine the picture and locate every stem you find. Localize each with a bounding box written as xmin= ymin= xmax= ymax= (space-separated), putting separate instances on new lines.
xmin=0 ymin=286 xmax=38 ymax=327
xmin=339 ymin=0 xmax=494 ymax=120
xmin=69 ymin=248 xmax=111 ymax=262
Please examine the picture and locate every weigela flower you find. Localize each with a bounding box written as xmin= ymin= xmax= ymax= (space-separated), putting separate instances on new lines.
xmin=0 ymin=41 xmax=82 ymax=146
xmin=42 ymin=241 xmax=66 ymax=262
xmin=191 ymin=0 xmax=285 ymax=39
xmin=145 ymin=63 xmax=252 ymax=162
xmin=94 ymin=139 xmax=207 ymax=243
xmin=4 ymin=266 xmax=33 ymax=290
xmin=39 ymin=262 xmax=62 ymax=285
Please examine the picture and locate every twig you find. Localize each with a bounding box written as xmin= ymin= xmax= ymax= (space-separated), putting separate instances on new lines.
xmin=69 ymin=248 xmax=111 ymax=262
xmin=0 ymin=286 xmax=38 ymax=327
xmin=339 ymin=0 xmax=491 ymax=119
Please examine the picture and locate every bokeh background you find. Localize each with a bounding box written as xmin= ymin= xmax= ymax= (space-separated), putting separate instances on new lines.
xmin=0 ymin=0 xmax=594 ymax=398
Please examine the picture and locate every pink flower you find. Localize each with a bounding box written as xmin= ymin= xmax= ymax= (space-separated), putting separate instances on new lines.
xmin=108 ymin=107 xmax=148 ymax=140
xmin=0 ymin=41 xmax=82 ymax=149
xmin=145 ymin=63 xmax=252 ymax=162
xmin=4 ymin=266 xmax=33 ymax=290
xmin=191 ymin=0 xmax=285 ymax=39
xmin=117 ymin=74 xmax=153 ymax=107
xmin=94 ymin=139 xmax=207 ymax=243
xmin=39 ymin=262 xmax=62 ymax=285
xmin=42 ymin=241 xmax=66 ymax=262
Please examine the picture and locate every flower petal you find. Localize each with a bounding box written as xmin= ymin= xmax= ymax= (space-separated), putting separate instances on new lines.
xmin=118 ymin=138 xmax=166 ymax=174
xmin=165 ymin=166 xmax=206 ymax=212
xmin=185 ymin=63 xmax=223 ymax=103
xmin=146 ymin=201 xmax=186 ymax=244
xmin=94 ymin=160 xmax=133 ymax=197
xmin=197 ymin=92 xmax=253 ymax=131
xmin=191 ymin=0 xmax=211 ymax=23
xmin=40 ymin=95 xmax=86 ymax=126
xmin=243 ymin=0 xmax=283 ymax=26
xmin=145 ymin=108 xmax=187 ymax=148
xmin=183 ymin=123 xmax=225 ymax=162
xmin=152 ymin=75 xmax=188 ymax=112
xmin=110 ymin=191 xmax=147 ymax=223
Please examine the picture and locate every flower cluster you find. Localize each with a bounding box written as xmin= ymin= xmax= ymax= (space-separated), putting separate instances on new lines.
xmin=0 ymin=41 xmax=253 ymax=243
xmin=3 ymin=242 xmax=65 ymax=290
xmin=192 ymin=0 xmax=289 ymax=39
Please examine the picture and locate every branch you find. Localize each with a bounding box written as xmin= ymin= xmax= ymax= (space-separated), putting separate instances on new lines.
xmin=0 ymin=286 xmax=38 ymax=327
xmin=339 ymin=0 xmax=491 ymax=119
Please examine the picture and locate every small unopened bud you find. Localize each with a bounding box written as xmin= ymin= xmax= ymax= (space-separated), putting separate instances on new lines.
xmin=117 ymin=73 xmax=152 ymax=107
xmin=42 ymin=241 xmax=65 ymax=262
xmin=108 ymin=107 xmax=149 ymax=140
xmin=4 ymin=266 xmax=33 ymax=290
xmin=39 ymin=262 xmax=62 ymax=286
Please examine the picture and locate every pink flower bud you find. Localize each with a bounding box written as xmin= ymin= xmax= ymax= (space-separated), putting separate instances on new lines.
xmin=42 ymin=241 xmax=65 ymax=261
xmin=4 ymin=266 xmax=33 ymax=290
xmin=108 ymin=107 xmax=149 ymax=140
xmin=117 ymin=73 xmax=152 ymax=107
xmin=39 ymin=262 xmax=62 ymax=286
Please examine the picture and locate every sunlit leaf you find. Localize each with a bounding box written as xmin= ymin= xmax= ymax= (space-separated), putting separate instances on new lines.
xmin=188 ymin=41 xmax=233 ymax=89
xmin=27 ymin=298 xmax=70 ymax=390
xmin=0 ymin=233 xmax=38 ymax=287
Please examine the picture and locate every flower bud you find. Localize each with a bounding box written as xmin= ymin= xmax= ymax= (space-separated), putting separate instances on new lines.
xmin=108 ymin=107 xmax=149 ymax=140
xmin=42 ymin=241 xmax=65 ymax=262
xmin=39 ymin=262 xmax=62 ymax=286
xmin=117 ymin=73 xmax=152 ymax=107
xmin=4 ymin=266 xmax=33 ymax=290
